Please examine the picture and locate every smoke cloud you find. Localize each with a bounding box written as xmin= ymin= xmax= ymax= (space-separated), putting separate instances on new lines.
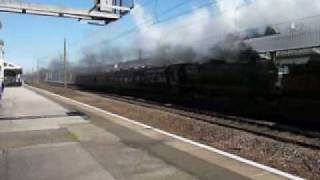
xmin=72 ymin=0 xmax=320 ymax=71
xmin=132 ymin=0 xmax=320 ymax=55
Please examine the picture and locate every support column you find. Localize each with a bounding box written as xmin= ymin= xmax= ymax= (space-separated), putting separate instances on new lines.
xmin=271 ymin=51 xmax=282 ymax=90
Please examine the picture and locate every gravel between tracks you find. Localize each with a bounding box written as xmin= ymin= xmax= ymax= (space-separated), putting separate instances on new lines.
xmin=29 ymin=83 xmax=320 ymax=179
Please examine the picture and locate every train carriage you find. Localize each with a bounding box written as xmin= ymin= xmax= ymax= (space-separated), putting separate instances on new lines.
xmin=75 ymin=59 xmax=277 ymax=99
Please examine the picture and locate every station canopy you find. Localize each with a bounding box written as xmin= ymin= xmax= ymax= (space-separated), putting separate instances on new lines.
xmin=245 ymin=29 xmax=320 ymax=53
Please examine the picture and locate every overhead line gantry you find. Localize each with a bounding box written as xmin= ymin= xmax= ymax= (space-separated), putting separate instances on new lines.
xmin=0 ymin=0 xmax=134 ymax=25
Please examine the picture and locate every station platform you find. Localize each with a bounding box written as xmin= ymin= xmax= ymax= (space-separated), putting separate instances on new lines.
xmin=0 ymin=87 xmax=298 ymax=180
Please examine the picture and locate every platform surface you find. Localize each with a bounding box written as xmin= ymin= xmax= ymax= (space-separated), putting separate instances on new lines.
xmin=0 ymin=87 xmax=293 ymax=180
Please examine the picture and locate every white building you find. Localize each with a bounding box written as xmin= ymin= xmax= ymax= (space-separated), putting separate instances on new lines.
xmin=4 ymin=61 xmax=23 ymax=86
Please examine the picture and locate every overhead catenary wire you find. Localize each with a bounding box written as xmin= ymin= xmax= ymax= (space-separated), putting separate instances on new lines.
xmin=78 ymin=0 xmax=189 ymax=40
xmin=37 ymin=0 xmax=197 ymax=68
xmin=100 ymin=0 xmax=320 ymax=46
xmin=70 ymin=1 xmax=320 ymax=62
xmin=62 ymin=0 xmax=196 ymax=59
xmin=94 ymin=1 xmax=217 ymax=46
xmin=67 ymin=0 xmax=194 ymax=52
xmin=139 ymin=5 xmax=320 ymax=47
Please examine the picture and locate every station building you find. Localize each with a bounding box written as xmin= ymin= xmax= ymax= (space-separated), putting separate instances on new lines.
xmin=4 ymin=61 xmax=23 ymax=86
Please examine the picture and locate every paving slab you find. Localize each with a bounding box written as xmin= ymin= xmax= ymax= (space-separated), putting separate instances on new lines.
xmin=64 ymin=123 xmax=120 ymax=143
xmin=0 ymin=129 xmax=76 ymax=149
xmin=0 ymin=87 xmax=68 ymax=117
xmin=66 ymin=123 xmax=200 ymax=180
xmin=31 ymin=85 xmax=298 ymax=180
xmin=82 ymin=140 xmax=199 ymax=180
xmin=0 ymin=116 xmax=88 ymax=133
xmin=2 ymin=86 xmax=299 ymax=180
xmin=0 ymin=150 xmax=5 ymax=180
xmin=0 ymin=87 xmax=200 ymax=180
xmin=68 ymin=119 xmax=247 ymax=180
xmin=7 ymin=142 xmax=116 ymax=180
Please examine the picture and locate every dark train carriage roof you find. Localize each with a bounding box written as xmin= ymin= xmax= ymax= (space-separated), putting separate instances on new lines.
xmin=143 ymin=66 xmax=167 ymax=74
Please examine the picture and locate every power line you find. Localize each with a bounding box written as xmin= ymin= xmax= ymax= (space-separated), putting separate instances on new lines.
xmin=161 ymin=13 xmax=320 ymax=48
xmin=78 ymin=1 xmax=320 ymax=54
xmin=52 ymin=0 xmax=197 ymax=56
xmin=67 ymin=0 xmax=196 ymax=53
xmin=84 ymin=0 xmax=192 ymax=41
xmin=159 ymin=0 xmax=194 ymax=16
xmin=137 ymin=0 xmax=156 ymax=7
xmin=97 ymin=1 xmax=217 ymax=46
xmin=153 ymin=0 xmax=158 ymax=23
xmin=155 ymin=1 xmax=216 ymax=25
xmin=145 ymin=1 xmax=320 ymax=46
xmin=67 ymin=0 xmax=157 ymax=48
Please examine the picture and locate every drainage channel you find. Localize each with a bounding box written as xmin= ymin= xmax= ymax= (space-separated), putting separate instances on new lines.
xmin=0 ymin=111 xmax=87 ymax=121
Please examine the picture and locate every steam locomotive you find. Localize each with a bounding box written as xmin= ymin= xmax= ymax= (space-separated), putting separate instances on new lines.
xmin=75 ymin=59 xmax=278 ymax=99
xmin=74 ymin=57 xmax=320 ymax=102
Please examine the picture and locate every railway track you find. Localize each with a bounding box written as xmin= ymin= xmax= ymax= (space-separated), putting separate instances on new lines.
xmin=93 ymin=92 xmax=320 ymax=150
xmin=43 ymin=81 xmax=320 ymax=150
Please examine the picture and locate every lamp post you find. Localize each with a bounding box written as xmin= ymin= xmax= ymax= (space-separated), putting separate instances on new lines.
xmin=0 ymin=21 xmax=4 ymax=97
xmin=63 ymin=38 xmax=67 ymax=89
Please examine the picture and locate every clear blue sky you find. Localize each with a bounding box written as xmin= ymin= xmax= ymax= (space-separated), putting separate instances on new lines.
xmin=0 ymin=0 xmax=213 ymax=72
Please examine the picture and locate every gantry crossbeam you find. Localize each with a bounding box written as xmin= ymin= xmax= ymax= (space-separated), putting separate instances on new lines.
xmin=0 ymin=1 xmax=133 ymax=25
